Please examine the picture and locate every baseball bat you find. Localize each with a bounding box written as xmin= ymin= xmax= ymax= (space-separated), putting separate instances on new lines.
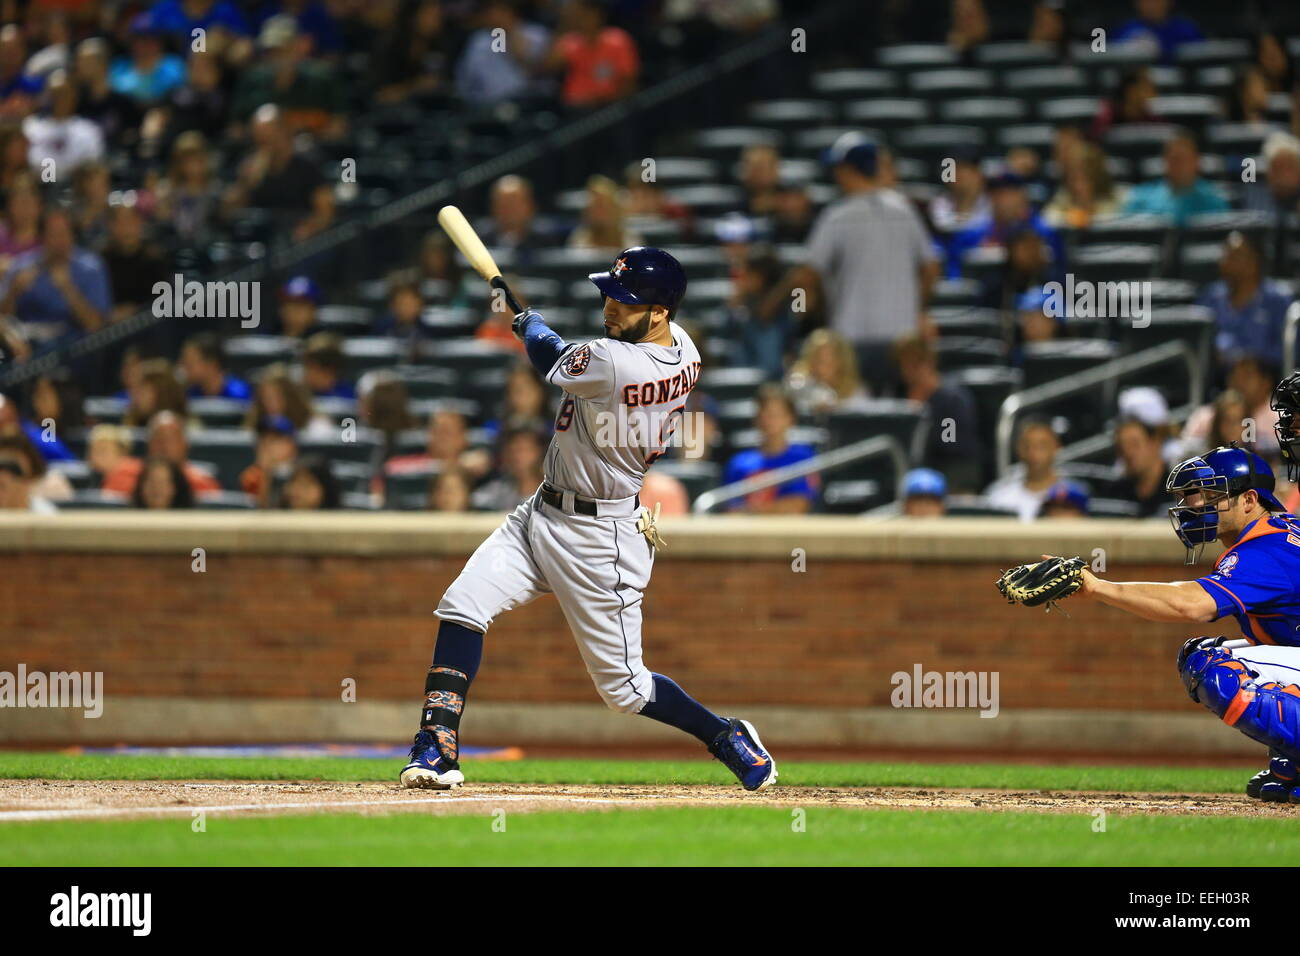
xmin=437 ymin=204 xmax=525 ymax=315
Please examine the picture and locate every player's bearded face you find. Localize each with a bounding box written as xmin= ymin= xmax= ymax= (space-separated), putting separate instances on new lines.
xmin=603 ymin=301 xmax=655 ymax=342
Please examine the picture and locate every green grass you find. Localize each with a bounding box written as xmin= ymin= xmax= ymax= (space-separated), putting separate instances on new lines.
xmin=0 ymin=752 xmax=1251 ymax=793
xmin=2 ymin=806 xmax=1297 ymax=866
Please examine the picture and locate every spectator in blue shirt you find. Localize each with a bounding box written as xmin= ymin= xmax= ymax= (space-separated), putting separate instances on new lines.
xmin=1112 ymin=0 xmax=1203 ymax=64
xmin=723 ymin=385 xmax=818 ymax=514
xmin=150 ymin=0 xmax=251 ymax=41
xmin=180 ymin=333 xmax=253 ymax=401
xmin=946 ymin=171 xmax=1064 ymax=280
xmin=1123 ymin=130 xmax=1228 ymax=226
xmin=1199 ymin=231 xmax=1295 ymax=375
xmin=302 ymin=332 xmax=356 ymax=400
xmin=0 ymin=206 xmax=111 ymax=345
xmin=455 ymin=0 xmax=550 ymax=104
xmin=109 ymin=14 xmax=186 ymax=105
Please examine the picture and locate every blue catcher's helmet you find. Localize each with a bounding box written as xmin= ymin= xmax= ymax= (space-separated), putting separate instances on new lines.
xmin=588 ymin=247 xmax=687 ymax=313
xmin=1165 ymin=444 xmax=1286 ymax=563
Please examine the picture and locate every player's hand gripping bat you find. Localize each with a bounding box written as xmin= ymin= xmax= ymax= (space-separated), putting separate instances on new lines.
xmin=437 ymin=204 xmax=525 ymax=316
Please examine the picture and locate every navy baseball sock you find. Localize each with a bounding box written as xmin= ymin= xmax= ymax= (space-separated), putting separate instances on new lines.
xmin=431 ymin=621 xmax=483 ymax=683
xmin=639 ymin=674 xmax=730 ymax=745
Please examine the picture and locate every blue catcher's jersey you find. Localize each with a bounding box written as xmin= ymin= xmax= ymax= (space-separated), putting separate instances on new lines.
xmin=1196 ymin=514 xmax=1300 ymax=646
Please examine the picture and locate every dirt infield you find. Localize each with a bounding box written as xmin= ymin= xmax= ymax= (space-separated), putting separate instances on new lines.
xmin=0 ymin=779 xmax=1288 ymax=822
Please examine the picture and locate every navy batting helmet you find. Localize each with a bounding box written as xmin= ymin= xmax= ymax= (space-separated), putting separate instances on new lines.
xmin=588 ymin=247 xmax=687 ymax=312
xmin=1165 ymin=444 xmax=1286 ymax=563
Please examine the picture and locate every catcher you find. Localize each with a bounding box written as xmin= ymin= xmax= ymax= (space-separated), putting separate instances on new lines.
xmin=999 ymin=438 xmax=1300 ymax=803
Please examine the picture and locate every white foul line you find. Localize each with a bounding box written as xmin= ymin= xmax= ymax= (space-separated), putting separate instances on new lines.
xmin=0 ymin=793 xmax=631 ymax=823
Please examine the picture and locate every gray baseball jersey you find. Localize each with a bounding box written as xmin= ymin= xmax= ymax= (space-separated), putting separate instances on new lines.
xmin=435 ymin=319 xmax=701 ymax=714
xmin=542 ymin=321 xmax=701 ymax=500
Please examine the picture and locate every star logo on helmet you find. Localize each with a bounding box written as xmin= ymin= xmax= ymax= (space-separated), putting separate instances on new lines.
xmin=612 ymin=257 xmax=629 ymax=276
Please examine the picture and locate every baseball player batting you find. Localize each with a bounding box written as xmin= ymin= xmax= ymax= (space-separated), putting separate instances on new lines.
xmin=999 ymin=377 xmax=1300 ymax=803
xmin=399 ymin=244 xmax=777 ymax=792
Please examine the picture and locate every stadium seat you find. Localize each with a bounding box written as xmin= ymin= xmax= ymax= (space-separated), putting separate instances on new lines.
xmin=826 ymin=400 xmax=929 ymax=464
xmin=1176 ymin=39 xmax=1252 ymax=67
xmin=700 ymin=367 xmax=768 ymax=403
xmin=1147 ymin=95 xmax=1222 ymax=131
xmin=945 ymin=494 xmax=1019 ymax=517
xmin=822 ymin=478 xmax=886 ymax=514
xmin=748 ymin=99 xmax=835 ymax=127
xmin=931 ymin=307 xmax=1002 ymax=339
xmin=842 ymin=98 xmax=930 ymax=129
xmin=1071 ymin=243 xmax=1162 ymax=283
xmin=931 ymin=278 xmax=982 ymax=308
xmin=935 ymin=336 xmax=1007 ymax=371
xmin=224 ymin=336 xmax=299 ymax=380
xmin=1037 ymin=97 xmax=1103 ymax=125
xmin=48 ymin=460 xmax=95 ymax=490
xmin=63 ymin=489 xmax=130 ymax=509
xmin=1177 ymin=241 xmax=1226 ymax=283
xmin=194 ymin=491 xmax=256 ymax=510
xmin=385 ymin=465 xmax=439 ymax=510
xmin=1103 ymin=124 xmax=1178 ymax=161
xmin=1021 ymin=339 xmax=1121 ymax=390
xmin=893 ymin=126 xmax=987 ymax=164
xmin=690 ymin=127 xmax=782 ymax=160
xmin=939 ymin=98 xmax=1027 ymax=127
xmin=810 ymin=69 xmax=899 ymax=99
xmin=877 ymin=44 xmax=960 ymax=70
xmin=83 ymin=396 xmax=128 ymax=424
xmin=417 ymin=339 xmax=520 ymax=376
xmin=997 ymin=124 xmax=1057 ymax=151
xmin=186 ymin=429 xmax=256 ymax=489
xmin=1078 ymin=213 xmax=1173 ymax=246
xmin=189 ymin=397 xmax=250 ymax=429
xmin=908 ymin=69 xmax=995 ymax=99
xmin=1000 ymin=66 xmax=1087 ymax=98
xmin=948 ymin=364 xmax=1021 ymax=422
xmin=317 ymin=305 xmax=375 ymax=335
xmin=975 ymin=42 xmax=1058 ymax=68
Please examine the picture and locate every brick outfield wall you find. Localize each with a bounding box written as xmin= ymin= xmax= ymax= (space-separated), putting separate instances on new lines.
xmin=0 ymin=550 xmax=1204 ymax=715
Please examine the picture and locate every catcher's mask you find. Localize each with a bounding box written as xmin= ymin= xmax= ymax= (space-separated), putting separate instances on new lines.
xmin=1165 ymin=444 xmax=1285 ymax=564
xmin=1271 ymin=371 xmax=1300 ymax=482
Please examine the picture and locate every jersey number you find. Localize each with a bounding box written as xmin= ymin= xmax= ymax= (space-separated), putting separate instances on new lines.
xmin=556 ymin=396 xmax=576 ymax=431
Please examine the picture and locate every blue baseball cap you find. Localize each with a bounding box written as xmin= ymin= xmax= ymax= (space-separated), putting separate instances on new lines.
xmin=823 ymin=132 xmax=878 ymax=176
xmin=1039 ymin=481 xmax=1090 ymax=516
xmin=280 ymin=275 xmax=321 ymax=303
xmin=257 ymin=414 xmax=297 ymax=438
xmin=903 ymin=468 xmax=947 ymax=499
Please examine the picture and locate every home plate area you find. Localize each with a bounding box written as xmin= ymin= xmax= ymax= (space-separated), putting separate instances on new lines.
xmin=0 ymin=780 xmax=1272 ymax=822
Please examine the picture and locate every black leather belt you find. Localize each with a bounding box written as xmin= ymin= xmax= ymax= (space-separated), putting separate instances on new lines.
xmin=539 ymin=484 xmax=637 ymax=516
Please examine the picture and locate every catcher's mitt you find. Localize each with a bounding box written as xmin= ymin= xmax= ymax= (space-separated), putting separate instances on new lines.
xmin=996 ymin=555 xmax=1086 ymax=611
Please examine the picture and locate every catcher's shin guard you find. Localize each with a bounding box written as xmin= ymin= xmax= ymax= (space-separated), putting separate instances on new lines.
xmin=1178 ymin=641 xmax=1300 ymax=762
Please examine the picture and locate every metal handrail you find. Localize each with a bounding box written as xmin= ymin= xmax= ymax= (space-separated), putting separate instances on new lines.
xmin=692 ymin=435 xmax=907 ymax=514
xmin=995 ymin=339 xmax=1203 ymax=477
xmin=1285 ymin=301 xmax=1300 ymax=380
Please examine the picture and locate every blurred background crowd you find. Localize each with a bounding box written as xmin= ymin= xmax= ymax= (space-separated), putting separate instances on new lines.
xmin=0 ymin=0 xmax=1296 ymax=521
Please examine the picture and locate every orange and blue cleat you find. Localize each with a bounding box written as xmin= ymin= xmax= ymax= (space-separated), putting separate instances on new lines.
xmin=709 ymin=718 xmax=778 ymax=792
xmin=399 ymin=730 xmax=465 ymax=790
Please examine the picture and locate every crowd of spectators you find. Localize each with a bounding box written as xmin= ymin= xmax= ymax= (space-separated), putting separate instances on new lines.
xmin=0 ymin=0 xmax=1297 ymax=521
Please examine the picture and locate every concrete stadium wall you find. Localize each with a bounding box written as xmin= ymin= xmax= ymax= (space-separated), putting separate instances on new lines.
xmin=0 ymin=512 xmax=1258 ymax=757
